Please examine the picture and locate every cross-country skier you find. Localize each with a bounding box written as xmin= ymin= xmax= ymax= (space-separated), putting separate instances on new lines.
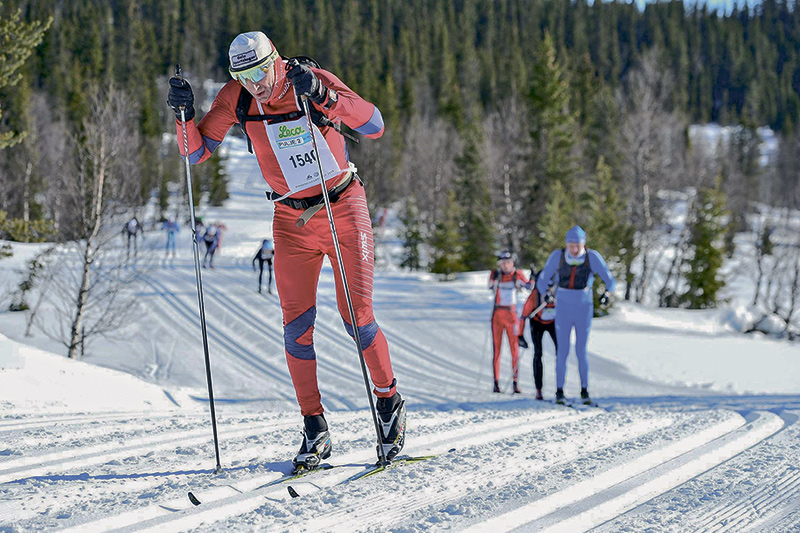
xmin=123 ymin=217 xmax=143 ymax=260
xmin=518 ymin=269 xmax=557 ymax=400
xmin=537 ymin=226 xmax=615 ymax=405
xmin=488 ymin=251 xmax=530 ymax=394
xmin=167 ymin=31 xmax=405 ymax=469
xmin=201 ymin=223 xmax=220 ymax=269
xmin=162 ymin=217 xmax=180 ymax=260
xmin=252 ymin=238 xmax=274 ymax=294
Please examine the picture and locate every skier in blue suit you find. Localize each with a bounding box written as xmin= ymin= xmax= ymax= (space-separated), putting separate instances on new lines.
xmin=537 ymin=226 xmax=615 ymax=405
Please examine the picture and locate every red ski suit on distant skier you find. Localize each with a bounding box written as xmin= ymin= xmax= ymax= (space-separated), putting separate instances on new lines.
xmin=176 ymin=59 xmax=393 ymax=416
xmin=488 ymin=269 xmax=530 ymax=382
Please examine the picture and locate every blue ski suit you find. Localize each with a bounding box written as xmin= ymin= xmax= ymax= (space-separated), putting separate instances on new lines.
xmin=537 ymin=227 xmax=615 ymax=391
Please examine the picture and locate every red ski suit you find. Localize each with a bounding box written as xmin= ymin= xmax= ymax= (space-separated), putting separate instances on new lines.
xmin=176 ymin=61 xmax=394 ymax=416
xmin=488 ymin=269 xmax=530 ymax=382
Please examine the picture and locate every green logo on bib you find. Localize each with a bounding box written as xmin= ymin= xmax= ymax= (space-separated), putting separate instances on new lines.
xmin=278 ymin=124 xmax=305 ymax=139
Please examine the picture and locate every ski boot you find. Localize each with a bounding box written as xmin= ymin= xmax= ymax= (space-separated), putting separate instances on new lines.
xmin=292 ymin=414 xmax=332 ymax=473
xmin=513 ymin=381 xmax=522 ymax=394
xmin=580 ymin=388 xmax=592 ymax=405
xmin=493 ymin=380 xmax=501 ymax=393
xmin=555 ymin=388 xmax=566 ymax=405
xmin=517 ymin=336 xmax=529 ymax=349
xmin=376 ymin=393 xmax=406 ymax=463
xmin=535 ymin=388 xmax=544 ymax=401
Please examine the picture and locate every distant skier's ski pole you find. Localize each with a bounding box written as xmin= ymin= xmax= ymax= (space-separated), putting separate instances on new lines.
xmin=175 ymin=64 xmax=223 ymax=474
xmin=299 ymin=95 xmax=389 ymax=467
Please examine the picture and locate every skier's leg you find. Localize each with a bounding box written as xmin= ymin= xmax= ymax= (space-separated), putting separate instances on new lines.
xmin=273 ymin=220 xmax=326 ymax=417
xmin=504 ymin=311 xmax=520 ymax=381
xmin=325 ymin=187 xmax=396 ymax=398
xmin=574 ymin=302 xmax=593 ymax=390
xmin=267 ymin=259 xmax=273 ymax=293
xmin=531 ymin=320 xmax=545 ymax=390
xmin=491 ymin=312 xmax=503 ymax=383
xmin=554 ymin=308 xmax=573 ymax=390
xmin=257 ymin=264 xmax=263 ymax=292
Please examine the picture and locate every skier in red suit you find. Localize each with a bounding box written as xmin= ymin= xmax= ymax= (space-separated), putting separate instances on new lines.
xmin=488 ymin=251 xmax=530 ymax=394
xmin=167 ymin=31 xmax=404 ymax=468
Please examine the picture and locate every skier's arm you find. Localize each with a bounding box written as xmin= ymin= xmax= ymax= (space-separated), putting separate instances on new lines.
xmin=520 ymin=289 xmax=538 ymax=317
xmin=311 ymin=69 xmax=384 ymax=139
xmin=173 ymin=82 xmax=239 ymax=165
xmin=588 ymin=250 xmax=616 ymax=292
xmin=536 ymin=250 xmax=561 ymax=292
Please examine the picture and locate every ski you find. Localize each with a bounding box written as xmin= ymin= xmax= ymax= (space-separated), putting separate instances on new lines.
xmin=286 ymin=454 xmax=439 ymax=498
xmin=186 ymin=463 xmax=335 ymax=506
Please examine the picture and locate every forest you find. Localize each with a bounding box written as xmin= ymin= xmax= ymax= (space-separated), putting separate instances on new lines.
xmin=2 ymin=0 xmax=800 ymax=316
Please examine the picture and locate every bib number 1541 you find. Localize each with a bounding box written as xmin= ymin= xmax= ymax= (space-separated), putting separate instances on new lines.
xmin=288 ymin=150 xmax=317 ymax=168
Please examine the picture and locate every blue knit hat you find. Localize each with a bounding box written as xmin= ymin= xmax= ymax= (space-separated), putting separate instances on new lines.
xmin=565 ymin=225 xmax=586 ymax=244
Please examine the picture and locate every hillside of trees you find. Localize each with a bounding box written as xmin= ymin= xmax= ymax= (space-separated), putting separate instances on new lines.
xmin=2 ymin=0 xmax=800 ymax=317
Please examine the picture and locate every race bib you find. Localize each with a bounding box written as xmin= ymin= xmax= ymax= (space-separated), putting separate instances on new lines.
xmin=259 ymin=102 xmax=346 ymax=196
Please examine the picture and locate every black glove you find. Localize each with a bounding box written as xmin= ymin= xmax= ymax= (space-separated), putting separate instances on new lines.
xmin=544 ymin=292 xmax=555 ymax=304
xmin=490 ymin=269 xmax=500 ymax=281
xmin=517 ymin=336 xmax=529 ymax=349
xmin=168 ymin=77 xmax=195 ymax=121
xmin=286 ymin=59 xmax=327 ymax=104
xmin=599 ymin=291 xmax=611 ymax=306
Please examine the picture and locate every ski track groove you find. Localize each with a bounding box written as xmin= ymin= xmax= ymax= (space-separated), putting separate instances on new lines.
xmin=0 ymin=411 xmax=195 ymax=433
xmin=490 ymin=411 xmax=784 ymax=533
xmin=296 ymin=411 xmax=683 ymax=532
xmin=66 ymin=409 xmax=591 ymax=533
xmin=0 ymin=419 xmax=294 ymax=485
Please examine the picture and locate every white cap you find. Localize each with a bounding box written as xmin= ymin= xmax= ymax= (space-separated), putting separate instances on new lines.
xmin=228 ymin=31 xmax=276 ymax=72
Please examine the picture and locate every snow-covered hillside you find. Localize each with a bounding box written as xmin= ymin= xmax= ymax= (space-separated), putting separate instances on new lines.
xmin=1 ymin=136 xmax=799 ymax=532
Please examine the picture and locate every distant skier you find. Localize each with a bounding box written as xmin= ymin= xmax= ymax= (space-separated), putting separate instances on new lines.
xmin=252 ymin=238 xmax=275 ymax=294
xmin=161 ymin=217 xmax=180 ymax=260
xmin=488 ymin=251 xmax=530 ymax=394
xmin=537 ymin=226 xmax=615 ymax=405
xmin=518 ymin=269 xmax=557 ymax=401
xmin=202 ymin=223 xmax=221 ymax=268
xmin=123 ymin=217 xmax=143 ymax=260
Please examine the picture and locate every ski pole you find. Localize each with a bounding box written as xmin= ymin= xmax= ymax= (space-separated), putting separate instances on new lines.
xmin=175 ymin=64 xmax=223 ymax=474
xmin=299 ymin=96 xmax=390 ymax=467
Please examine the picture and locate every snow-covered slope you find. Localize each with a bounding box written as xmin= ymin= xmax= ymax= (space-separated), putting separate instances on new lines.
xmin=1 ymin=136 xmax=799 ymax=532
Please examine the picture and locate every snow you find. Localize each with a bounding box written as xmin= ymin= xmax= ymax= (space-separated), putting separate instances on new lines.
xmin=0 ymin=135 xmax=799 ymax=532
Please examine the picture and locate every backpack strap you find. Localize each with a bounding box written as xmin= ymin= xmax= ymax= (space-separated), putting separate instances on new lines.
xmin=234 ymin=56 xmax=358 ymax=154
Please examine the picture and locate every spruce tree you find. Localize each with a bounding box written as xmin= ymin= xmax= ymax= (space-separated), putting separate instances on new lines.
xmin=430 ymin=191 xmax=467 ymax=278
xmin=681 ymin=177 xmax=729 ymax=309
xmin=400 ymin=197 xmax=423 ymax=271
xmin=454 ymin=127 xmax=495 ymax=271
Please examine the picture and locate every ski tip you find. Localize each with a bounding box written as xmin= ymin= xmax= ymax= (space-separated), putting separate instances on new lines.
xmin=187 ymin=492 xmax=201 ymax=506
xmin=287 ymin=486 xmax=300 ymax=498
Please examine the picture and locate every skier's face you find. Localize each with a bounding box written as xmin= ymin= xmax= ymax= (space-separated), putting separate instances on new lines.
xmin=498 ymin=258 xmax=514 ymax=273
xmin=566 ymin=242 xmax=585 ymax=256
xmin=240 ymin=63 xmax=278 ymax=103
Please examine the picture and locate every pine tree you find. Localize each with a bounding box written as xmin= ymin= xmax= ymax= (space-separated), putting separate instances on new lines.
xmin=400 ymin=197 xmax=423 ymax=271
xmin=0 ymin=3 xmax=51 ymax=148
xmin=454 ymin=127 xmax=495 ymax=271
xmin=530 ymin=179 xmax=576 ymax=268
xmin=206 ymin=151 xmax=229 ymax=206
xmin=681 ymin=177 xmax=729 ymax=309
xmin=429 ymin=191 xmax=467 ymax=278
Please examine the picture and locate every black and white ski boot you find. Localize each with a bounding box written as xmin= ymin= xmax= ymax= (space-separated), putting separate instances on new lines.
xmin=376 ymin=393 xmax=406 ymax=462
xmin=513 ymin=381 xmax=522 ymax=394
xmin=292 ymin=414 xmax=332 ymax=473
xmin=580 ymin=388 xmax=592 ymax=405
xmin=555 ymin=388 xmax=566 ymax=405
xmin=493 ymin=380 xmax=501 ymax=393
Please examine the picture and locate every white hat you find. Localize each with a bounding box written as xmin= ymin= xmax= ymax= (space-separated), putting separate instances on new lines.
xmin=228 ymin=31 xmax=276 ymax=72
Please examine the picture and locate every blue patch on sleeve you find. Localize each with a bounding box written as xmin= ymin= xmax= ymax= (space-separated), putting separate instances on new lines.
xmin=353 ymin=106 xmax=384 ymax=136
